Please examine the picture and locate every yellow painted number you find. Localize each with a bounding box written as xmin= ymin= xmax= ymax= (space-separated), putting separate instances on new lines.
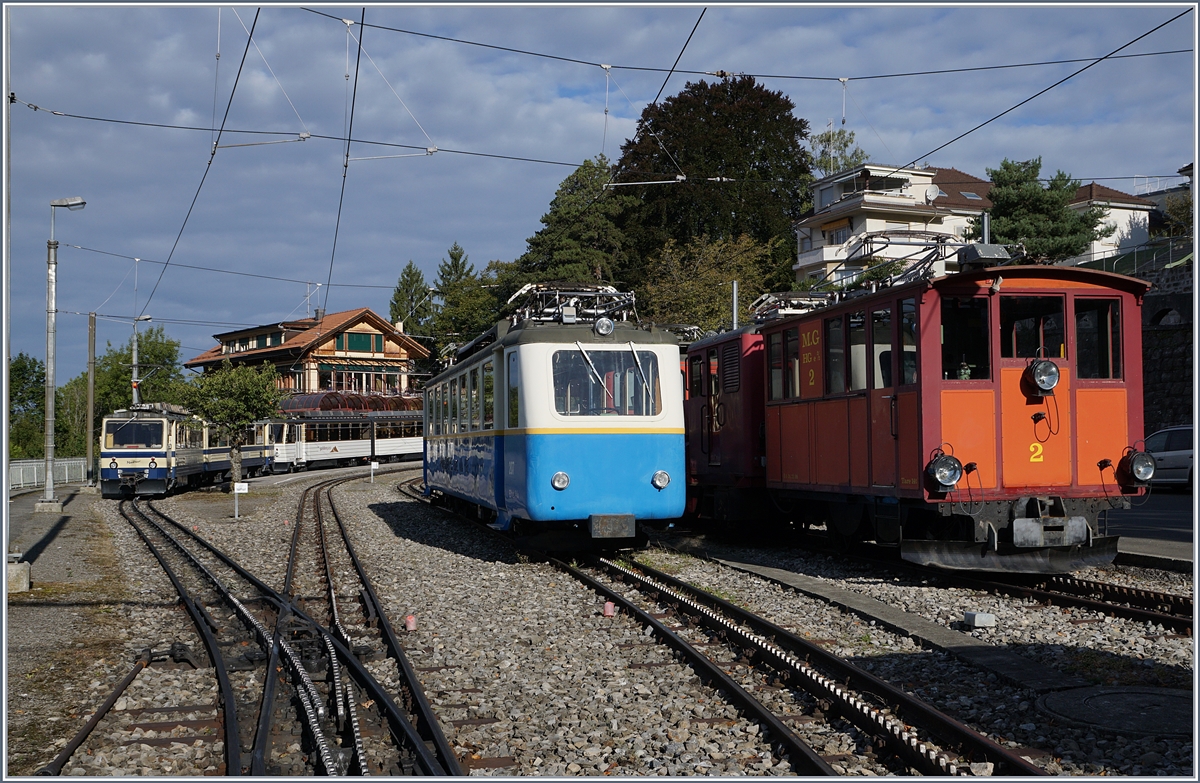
xmin=808 ymin=368 xmax=816 ymax=386
xmin=1029 ymin=442 xmax=1044 ymax=463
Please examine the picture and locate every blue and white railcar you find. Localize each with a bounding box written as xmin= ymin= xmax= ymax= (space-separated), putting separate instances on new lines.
xmin=424 ymin=285 xmax=685 ymax=544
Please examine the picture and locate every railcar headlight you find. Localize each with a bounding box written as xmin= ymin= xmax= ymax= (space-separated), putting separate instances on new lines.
xmin=594 ymin=317 xmax=614 ymax=336
xmin=1026 ymin=358 xmax=1060 ymax=394
xmin=926 ymin=454 xmax=963 ymax=490
xmin=1118 ymin=450 xmax=1155 ymax=487
xmin=551 ymin=471 xmax=570 ymax=490
xmin=651 ymin=470 xmax=671 ymax=490
xmin=109 ymin=460 xmax=118 ymax=469
xmin=148 ymin=459 xmax=157 ymax=469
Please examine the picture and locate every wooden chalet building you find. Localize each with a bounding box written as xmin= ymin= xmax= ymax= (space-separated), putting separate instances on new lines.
xmin=184 ymin=308 xmax=429 ymax=395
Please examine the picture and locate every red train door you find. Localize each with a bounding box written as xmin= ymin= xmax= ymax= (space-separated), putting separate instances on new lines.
xmin=869 ymin=304 xmax=897 ymax=487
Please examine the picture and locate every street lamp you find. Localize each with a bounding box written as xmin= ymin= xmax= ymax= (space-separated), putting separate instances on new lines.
xmin=131 ymin=315 xmax=152 ymax=404
xmin=36 ymin=197 xmax=86 ymax=513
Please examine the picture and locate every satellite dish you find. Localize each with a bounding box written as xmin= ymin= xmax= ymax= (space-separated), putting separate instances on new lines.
xmin=924 ymin=185 xmax=941 ymax=204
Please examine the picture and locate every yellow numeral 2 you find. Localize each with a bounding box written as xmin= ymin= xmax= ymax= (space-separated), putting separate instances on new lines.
xmin=1029 ymin=443 xmax=1044 ymax=463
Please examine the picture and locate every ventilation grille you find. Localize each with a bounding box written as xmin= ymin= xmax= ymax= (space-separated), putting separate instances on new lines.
xmin=721 ymin=342 xmax=741 ymax=393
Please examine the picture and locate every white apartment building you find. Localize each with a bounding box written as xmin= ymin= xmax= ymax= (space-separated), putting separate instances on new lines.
xmin=1064 ymin=183 xmax=1156 ymax=266
xmin=794 ymin=164 xmax=992 ymax=285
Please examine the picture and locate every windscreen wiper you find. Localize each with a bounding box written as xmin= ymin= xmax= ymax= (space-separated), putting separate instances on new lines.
xmin=575 ymin=342 xmax=615 ymax=404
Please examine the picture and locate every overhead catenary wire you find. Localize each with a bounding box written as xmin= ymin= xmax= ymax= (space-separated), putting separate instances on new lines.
xmin=346 ymin=25 xmax=435 ymax=148
xmin=232 ymin=7 xmax=309 ymax=134
xmin=138 ymin=7 xmax=261 ymax=319
xmin=322 ymin=7 xmax=366 ymax=316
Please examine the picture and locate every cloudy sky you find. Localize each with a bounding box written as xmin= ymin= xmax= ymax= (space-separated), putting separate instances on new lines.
xmin=5 ymin=3 xmax=1195 ymax=381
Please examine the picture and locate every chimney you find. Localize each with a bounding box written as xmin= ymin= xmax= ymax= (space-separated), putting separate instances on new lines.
xmin=314 ymin=308 xmax=325 ymax=322
xmin=394 ymin=320 xmax=405 ymax=333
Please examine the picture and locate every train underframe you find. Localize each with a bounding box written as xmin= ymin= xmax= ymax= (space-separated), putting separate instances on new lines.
xmin=693 ymin=485 xmax=1125 ymax=573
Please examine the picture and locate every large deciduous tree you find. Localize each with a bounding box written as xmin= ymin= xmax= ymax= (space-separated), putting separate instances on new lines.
xmin=812 ymin=127 xmax=869 ymax=178
xmin=640 ymin=235 xmax=775 ymax=333
xmin=9 ymin=352 xmax=45 ymax=459
xmin=94 ymin=324 xmax=186 ymax=416
xmin=614 ymin=76 xmax=813 ymax=289
xmin=179 ymin=359 xmax=283 ymax=484
xmin=967 ymin=157 xmax=1114 ymax=263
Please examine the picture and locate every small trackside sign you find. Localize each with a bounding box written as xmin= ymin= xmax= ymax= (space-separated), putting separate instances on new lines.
xmin=233 ymin=482 xmax=249 ymax=494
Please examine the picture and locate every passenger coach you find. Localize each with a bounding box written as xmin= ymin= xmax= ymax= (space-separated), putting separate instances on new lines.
xmin=424 ymin=285 xmax=686 ymax=546
xmin=686 ymin=263 xmax=1154 ymax=572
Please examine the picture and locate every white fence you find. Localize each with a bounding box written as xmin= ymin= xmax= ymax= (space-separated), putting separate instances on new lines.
xmin=8 ymin=458 xmax=89 ymax=490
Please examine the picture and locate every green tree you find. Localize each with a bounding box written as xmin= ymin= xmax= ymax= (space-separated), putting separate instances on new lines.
xmin=496 ymin=156 xmax=637 ymax=302
xmin=640 ymin=235 xmax=775 ymax=333
xmin=389 ymin=260 xmax=434 ymax=331
xmin=614 ymin=76 xmax=813 ymax=289
xmin=1162 ymin=192 xmax=1193 ymax=238
xmin=55 ymin=373 xmax=90 ymax=457
xmin=812 ymin=127 xmax=869 ymax=177
xmin=9 ymin=352 xmax=45 ymax=459
xmin=94 ymin=324 xmax=186 ymax=417
xmin=967 ymin=157 xmax=1114 ymax=263
xmin=429 ymin=243 xmax=499 ymax=357
xmin=178 ymin=359 xmax=283 ymax=484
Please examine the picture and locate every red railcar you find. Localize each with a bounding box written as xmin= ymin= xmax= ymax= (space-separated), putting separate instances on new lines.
xmin=685 ymin=265 xmax=1155 ymax=572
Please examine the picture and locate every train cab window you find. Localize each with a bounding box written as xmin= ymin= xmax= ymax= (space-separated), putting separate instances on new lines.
xmin=941 ymin=297 xmax=990 ymax=380
xmin=551 ymin=348 xmax=661 ymax=416
xmin=848 ymin=311 xmax=868 ymax=391
xmin=825 ymin=317 xmax=845 ymax=394
xmin=449 ymin=379 xmax=459 ymax=433
xmin=469 ymin=367 xmax=481 ymax=431
xmin=482 ymin=362 xmax=495 ymax=430
xmin=689 ymin=354 xmax=705 ymax=398
xmin=105 ymin=420 xmax=164 ymax=449
xmin=900 ymin=298 xmax=918 ymax=385
xmin=1000 ymin=296 xmax=1065 ymax=359
xmin=783 ymin=328 xmax=800 ymax=398
xmin=872 ymin=309 xmax=893 ymax=389
xmin=767 ymin=333 xmax=783 ymax=400
xmin=507 ymin=352 xmax=520 ymax=427
xmin=707 ymin=349 xmax=719 ymax=397
xmin=1075 ymin=299 xmax=1122 ymax=379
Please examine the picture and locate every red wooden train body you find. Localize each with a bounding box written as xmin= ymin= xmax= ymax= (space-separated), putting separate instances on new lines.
xmin=685 ymin=265 xmax=1154 ymax=572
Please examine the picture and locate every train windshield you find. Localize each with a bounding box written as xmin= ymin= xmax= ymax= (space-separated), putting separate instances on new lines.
xmin=552 ymin=348 xmax=662 ymax=416
xmin=104 ymin=420 xmax=164 ymax=449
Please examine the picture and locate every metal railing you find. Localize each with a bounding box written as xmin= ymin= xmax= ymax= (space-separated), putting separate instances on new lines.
xmin=8 ymin=458 xmax=90 ymax=491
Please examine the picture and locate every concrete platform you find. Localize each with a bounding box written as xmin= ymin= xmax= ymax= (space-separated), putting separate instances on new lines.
xmin=1115 ymin=536 xmax=1194 ymax=573
xmin=714 ymin=558 xmax=1092 ymax=693
xmin=6 ymin=484 xmax=104 ymax=587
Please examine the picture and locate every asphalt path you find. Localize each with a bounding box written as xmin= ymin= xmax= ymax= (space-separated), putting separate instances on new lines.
xmin=1102 ymin=486 xmax=1194 ymax=543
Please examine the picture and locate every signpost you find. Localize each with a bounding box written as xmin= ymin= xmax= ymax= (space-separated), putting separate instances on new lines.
xmin=370 ymin=461 xmax=379 ymax=483
xmin=233 ymin=481 xmax=248 ymax=519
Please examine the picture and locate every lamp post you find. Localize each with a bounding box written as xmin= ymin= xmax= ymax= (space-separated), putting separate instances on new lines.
xmin=131 ymin=315 xmax=152 ymax=404
xmin=36 ymin=196 xmax=85 ymax=513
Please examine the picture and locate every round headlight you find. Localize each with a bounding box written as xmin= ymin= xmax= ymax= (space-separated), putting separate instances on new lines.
xmin=1130 ymin=451 xmax=1155 ymax=482
xmin=927 ymin=454 xmax=963 ymax=488
xmin=551 ymin=471 xmax=570 ymax=490
xmin=651 ymin=470 xmax=670 ymax=490
xmin=110 ymin=460 xmax=118 ymax=469
xmin=148 ymin=459 xmax=157 ymax=469
xmin=1029 ymin=359 xmax=1060 ymax=392
xmin=594 ymin=317 xmax=614 ymax=336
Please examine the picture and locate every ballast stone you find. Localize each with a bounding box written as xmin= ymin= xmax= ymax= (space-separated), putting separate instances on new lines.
xmin=964 ymin=611 xmax=996 ymax=628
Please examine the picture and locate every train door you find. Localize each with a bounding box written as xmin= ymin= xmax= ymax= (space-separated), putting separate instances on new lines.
xmin=706 ymin=347 xmax=721 ymax=466
xmin=869 ymin=303 xmax=897 ymax=487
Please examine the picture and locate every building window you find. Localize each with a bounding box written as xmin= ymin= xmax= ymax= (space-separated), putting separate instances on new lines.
xmin=335 ymin=335 xmax=344 ymax=351
xmin=818 ymin=186 xmax=834 ymax=208
xmin=347 ymin=333 xmax=373 ymax=352
xmin=830 ymin=225 xmax=850 ymax=244
xmin=374 ymin=334 xmax=384 ymax=353
xmin=798 ymin=230 xmax=812 ymax=252
xmin=960 ymin=191 xmax=983 ymax=200
xmin=256 ymin=335 xmax=267 ymax=349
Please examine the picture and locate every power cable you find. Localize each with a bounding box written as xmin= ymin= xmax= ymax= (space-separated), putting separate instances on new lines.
xmin=138 ymin=8 xmax=261 ymax=318
xmin=232 ymin=7 xmax=309 ymax=134
xmin=346 ymin=25 xmax=435 ymax=147
xmin=884 ymin=8 xmax=1193 ymax=179
xmin=299 ymin=7 xmax=1190 ymax=83
xmin=653 ymin=8 xmax=705 ymax=105
xmin=323 ymin=7 xmax=366 ymax=315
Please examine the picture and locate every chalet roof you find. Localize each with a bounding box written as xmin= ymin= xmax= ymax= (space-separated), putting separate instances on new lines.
xmin=184 ymin=307 xmax=429 ymax=368
xmin=930 ymin=168 xmax=993 ymax=210
xmin=1071 ymin=182 xmax=1155 ymax=207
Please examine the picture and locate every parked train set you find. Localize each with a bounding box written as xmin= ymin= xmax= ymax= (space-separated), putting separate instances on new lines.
xmin=99 ymin=393 xmax=422 ymax=498
xmin=422 ymin=266 xmax=1155 ymax=573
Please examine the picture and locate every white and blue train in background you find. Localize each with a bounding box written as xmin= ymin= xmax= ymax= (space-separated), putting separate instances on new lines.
xmin=423 ymin=284 xmax=686 ymax=546
xmin=100 ymin=396 xmax=423 ymax=498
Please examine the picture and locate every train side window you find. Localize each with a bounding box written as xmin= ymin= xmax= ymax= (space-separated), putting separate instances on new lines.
xmin=449 ymin=379 xmax=459 ymax=434
xmin=1075 ymin=299 xmax=1121 ymax=379
xmin=872 ymin=307 xmax=893 ymax=389
xmin=941 ymin=298 xmax=991 ymax=380
xmin=848 ymin=311 xmax=867 ymax=391
xmin=458 ymin=375 xmax=468 ymax=432
xmin=470 ymin=367 xmax=481 ymax=430
xmin=900 ymin=298 xmax=918 ymax=385
xmin=783 ymin=328 xmax=800 ymax=398
xmin=507 ymin=352 xmax=520 ymax=428
xmin=707 ymin=349 xmax=719 ymax=397
xmin=1000 ymin=296 xmax=1065 ymax=359
xmin=689 ymin=354 xmax=705 ymax=398
xmin=767 ymin=333 xmax=783 ymax=400
xmin=482 ymin=362 xmax=494 ymax=430
xmin=825 ymin=316 xmax=845 ymax=394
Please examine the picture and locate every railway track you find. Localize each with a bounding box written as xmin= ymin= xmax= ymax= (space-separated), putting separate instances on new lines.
xmin=42 ymin=473 xmax=459 ymax=777
xmin=404 ymin=476 xmax=1047 ymax=776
